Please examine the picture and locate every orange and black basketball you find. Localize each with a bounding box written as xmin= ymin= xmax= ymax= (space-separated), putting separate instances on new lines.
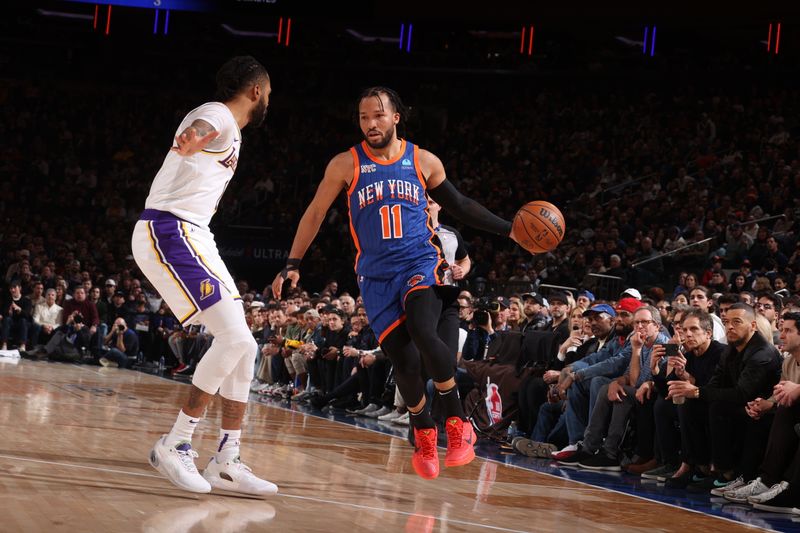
xmin=512 ymin=201 xmax=565 ymax=254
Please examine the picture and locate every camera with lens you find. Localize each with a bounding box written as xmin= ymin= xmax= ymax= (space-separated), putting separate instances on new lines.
xmin=73 ymin=313 xmax=84 ymax=325
xmin=471 ymin=297 xmax=501 ymax=328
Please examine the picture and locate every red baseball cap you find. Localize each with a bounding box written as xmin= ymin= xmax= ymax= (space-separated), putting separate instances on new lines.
xmin=615 ymin=297 xmax=644 ymax=314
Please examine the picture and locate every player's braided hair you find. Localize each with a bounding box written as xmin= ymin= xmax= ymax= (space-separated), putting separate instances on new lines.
xmin=356 ymin=86 xmax=409 ymax=136
xmin=215 ymin=56 xmax=269 ymax=102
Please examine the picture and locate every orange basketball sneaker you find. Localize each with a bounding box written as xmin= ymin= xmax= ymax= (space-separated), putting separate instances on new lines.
xmin=444 ymin=417 xmax=476 ymax=467
xmin=412 ymin=427 xmax=440 ymax=479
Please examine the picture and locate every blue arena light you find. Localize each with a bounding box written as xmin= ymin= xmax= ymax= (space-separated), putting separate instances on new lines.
xmin=650 ymin=26 xmax=656 ymax=56
xmin=406 ymin=24 xmax=412 ymax=52
xmin=399 ymin=23 xmax=405 ymax=50
xmin=153 ymin=9 xmax=159 ymax=34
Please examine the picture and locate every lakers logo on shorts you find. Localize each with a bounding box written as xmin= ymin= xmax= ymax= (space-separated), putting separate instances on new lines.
xmin=199 ymin=278 xmax=215 ymax=300
xmin=407 ymin=274 xmax=425 ymax=287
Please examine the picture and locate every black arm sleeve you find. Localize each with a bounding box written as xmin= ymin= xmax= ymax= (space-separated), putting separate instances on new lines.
xmin=427 ymin=179 xmax=512 ymax=237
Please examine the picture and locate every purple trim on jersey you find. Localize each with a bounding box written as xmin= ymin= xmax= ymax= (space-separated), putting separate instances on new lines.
xmin=139 ymin=208 xmax=190 ymax=224
xmin=148 ymin=219 xmax=222 ymax=313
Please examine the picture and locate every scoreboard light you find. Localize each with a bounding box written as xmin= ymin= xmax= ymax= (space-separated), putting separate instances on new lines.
xmin=67 ymin=0 xmax=214 ymax=11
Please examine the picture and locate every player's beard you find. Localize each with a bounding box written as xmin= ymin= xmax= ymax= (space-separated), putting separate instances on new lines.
xmin=250 ymin=98 xmax=268 ymax=128
xmin=364 ymin=125 xmax=394 ymax=149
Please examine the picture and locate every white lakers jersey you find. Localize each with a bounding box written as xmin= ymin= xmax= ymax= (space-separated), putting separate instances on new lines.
xmin=145 ymin=102 xmax=242 ymax=229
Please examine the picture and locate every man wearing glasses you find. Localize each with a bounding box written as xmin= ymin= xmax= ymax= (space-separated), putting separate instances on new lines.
xmin=573 ymin=305 xmax=670 ymax=471
xmin=755 ymin=291 xmax=782 ymax=345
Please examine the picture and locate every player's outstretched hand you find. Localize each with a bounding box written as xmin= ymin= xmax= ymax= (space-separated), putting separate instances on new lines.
xmin=271 ymin=269 xmax=300 ymax=300
xmin=172 ymin=127 xmax=220 ymax=156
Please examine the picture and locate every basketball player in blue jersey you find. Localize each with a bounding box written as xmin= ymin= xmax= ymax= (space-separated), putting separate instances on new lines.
xmin=132 ymin=56 xmax=277 ymax=496
xmin=272 ymin=87 xmax=519 ymax=479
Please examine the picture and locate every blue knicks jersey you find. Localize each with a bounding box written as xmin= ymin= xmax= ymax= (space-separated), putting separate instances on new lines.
xmin=347 ymin=140 xmax=441 ymax=279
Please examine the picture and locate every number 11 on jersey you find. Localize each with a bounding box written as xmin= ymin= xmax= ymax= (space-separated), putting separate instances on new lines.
xmin=379 ymin=204 xmax=403 ymax=239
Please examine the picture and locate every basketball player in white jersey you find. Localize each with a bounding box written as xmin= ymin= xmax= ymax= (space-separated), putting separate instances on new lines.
xmin=131 ymin=56 xmax=277 ymax=496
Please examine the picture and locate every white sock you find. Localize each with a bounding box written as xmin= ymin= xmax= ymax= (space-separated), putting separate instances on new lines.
xmin=165 ymin=410 xmax=201 ymax=447
xmin=216 ymin=429 xmax=241 ymax=463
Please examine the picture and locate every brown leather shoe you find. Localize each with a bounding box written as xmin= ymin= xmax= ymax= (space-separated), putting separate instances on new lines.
xmin=624 ymin=458 xmax=659 ymax=475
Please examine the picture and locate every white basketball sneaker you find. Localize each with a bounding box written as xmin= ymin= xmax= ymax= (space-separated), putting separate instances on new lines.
xmin=149 ymin=435 xmax=211 ymax=493
xmin=203 ymin=456 xmax=278 ymax=497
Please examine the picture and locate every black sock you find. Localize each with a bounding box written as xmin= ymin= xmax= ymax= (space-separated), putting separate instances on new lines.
xmin=436 ymin=385 xmax=465 ymax=420
xmin=409 ymin=407 xmax=436 ymax=430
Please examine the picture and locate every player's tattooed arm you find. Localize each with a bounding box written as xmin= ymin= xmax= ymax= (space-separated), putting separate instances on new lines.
xmin=185 ymin=119 xmax=216 ymax=137
xmin=172 ymin=119 xmax=220 ymax=156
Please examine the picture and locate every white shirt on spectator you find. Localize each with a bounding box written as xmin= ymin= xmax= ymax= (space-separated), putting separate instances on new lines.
xmin=710 ymin=314 xmax=727 ymax=345
xmin=33 ymin=302 xmax=63 ymax=328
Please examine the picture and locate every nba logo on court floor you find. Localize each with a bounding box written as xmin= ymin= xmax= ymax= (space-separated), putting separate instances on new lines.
xmin=199 ymin=279 xmax=215 ymax=300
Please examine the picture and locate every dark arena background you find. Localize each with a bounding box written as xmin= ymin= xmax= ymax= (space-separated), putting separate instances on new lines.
xmin=2 ymin=1 xmax=800 ymax=531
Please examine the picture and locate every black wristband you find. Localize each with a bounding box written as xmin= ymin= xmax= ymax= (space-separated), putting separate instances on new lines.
xmin=280 ymin=258 xmax=301 ymax=280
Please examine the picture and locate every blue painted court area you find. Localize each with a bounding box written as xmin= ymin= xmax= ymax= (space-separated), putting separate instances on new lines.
xmin=254 ymin=395 xmax=800 ymax=533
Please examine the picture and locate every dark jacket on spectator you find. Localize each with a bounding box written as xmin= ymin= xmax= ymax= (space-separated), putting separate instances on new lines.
xmin=349 ymin=326 xmax=378 ymax=351
xmin=318 ymin=326 xmax=349 ymax=356
xmin=1 ymin=294 xmax=32 ymax=321
xmin=699 ymin=332 xmax=782 ymax=404
xmin=108 ymin=329 xmax=140 ymax=358
xmin=106 ymin=302 xmax=131 ymax=326
xmin=654 ymin=340 xmax=725 ymax=397
xmin=462 ymin=328 xmax=496 ymax=362
xmin=62 ymin=299 xmax=99 ymax=327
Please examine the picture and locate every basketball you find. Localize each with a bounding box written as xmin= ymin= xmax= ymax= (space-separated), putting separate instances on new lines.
xmin=512 ymin=201 xmax=565 ymax=253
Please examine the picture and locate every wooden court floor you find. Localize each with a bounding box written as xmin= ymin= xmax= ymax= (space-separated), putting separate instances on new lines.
xmin=0 ymin=359 xmax=768 ymax=533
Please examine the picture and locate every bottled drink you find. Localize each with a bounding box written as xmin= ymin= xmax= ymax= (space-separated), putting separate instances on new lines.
xmin=158 ymin=356 xmax=165 ymax=373
xmin=507 ymin=421 xmax=518 ymax=440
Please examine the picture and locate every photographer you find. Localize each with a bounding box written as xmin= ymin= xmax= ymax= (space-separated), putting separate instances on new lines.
xmin=61 ymin=286 xmax=101 ymax=354
xmin=461 ymin=298 xmax=499 ymax=362
xmin=99 ymin=317 xmax=140 ymax=368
